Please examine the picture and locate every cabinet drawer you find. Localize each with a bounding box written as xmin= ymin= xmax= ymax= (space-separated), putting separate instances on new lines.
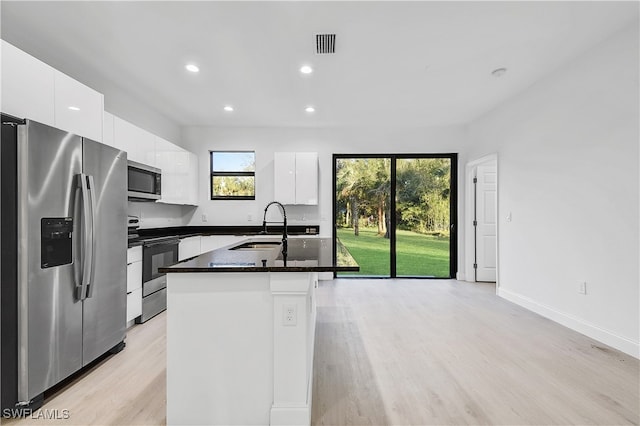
xmin=126 ymin=288 xmax=142 ymax=322
xmin=126 ymin=261 xmax=142 ymax=293
xmin=127 ymin=246 xmax=142 ymax=264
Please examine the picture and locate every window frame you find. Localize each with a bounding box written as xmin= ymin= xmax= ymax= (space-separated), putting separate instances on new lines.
xmin=210 ymin=150 xmax=256 ymax=200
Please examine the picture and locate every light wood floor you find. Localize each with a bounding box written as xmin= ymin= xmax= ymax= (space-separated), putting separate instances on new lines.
xmin=3 ymin=280 xmax=638 ymax=425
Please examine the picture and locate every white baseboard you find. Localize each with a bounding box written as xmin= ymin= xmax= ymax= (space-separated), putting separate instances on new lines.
xmin=270 ymin=405 xmax=310 ymax=426
xmin=456 ymin=272 xmax=466 ymax=281
xmin=498 ymin=288 xmax=639 ymax=359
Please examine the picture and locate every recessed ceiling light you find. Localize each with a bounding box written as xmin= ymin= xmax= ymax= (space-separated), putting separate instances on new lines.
xmin=68 ymin=106 xmax=80 ymax=111
xmin=185 ymin=63 xmax=200 ymax=73
xmin=491 ymin=67 xmax=507 ymax=77
xmin=305 ymin=106 xmax=315 ymax=113
xmin=223 ymin=105 xmax=234 ymax=112
xmin=300 ymin=65 xmax=313 ymax=74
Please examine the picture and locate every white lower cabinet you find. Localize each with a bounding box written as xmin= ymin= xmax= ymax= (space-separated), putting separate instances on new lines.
xmin=199 ymin=235 xmax=245 ymax=254
xmin=179 ymin=236 xmax=201 ymax=261
xmin=126 ymin=288 xmax=143 ymax=323
xmin=126 ymin=246 xmax=143 ymax=323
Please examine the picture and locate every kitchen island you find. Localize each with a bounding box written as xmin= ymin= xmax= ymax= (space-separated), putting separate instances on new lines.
xmin=160 ymin=237 xmax=358 ymax=426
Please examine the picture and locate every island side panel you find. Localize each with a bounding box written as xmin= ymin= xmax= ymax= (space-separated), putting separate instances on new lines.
xmin=166 ymin=273 xmax=273 ymax=426
xmin=270 ymin=272 xmax=317 ymax=426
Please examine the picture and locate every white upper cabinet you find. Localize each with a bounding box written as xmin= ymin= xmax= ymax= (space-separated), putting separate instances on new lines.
xmin=103 ymin=111 xmax=115 ymax=148
xmin=187 ymin=152 xmax=199 ymax=206
xmin=1 ymin=40 xmax=55 ymax=126
xmin=274 ymin=152 xmax=296 ymax=204
xmin=274 ymin=152 xmax=318 ymax=205
xmin=53 ymin=70 xmax=104 ymax=141
xmin=156 ymin=137 xmax=199 ymax=206
xmin=112 ymin=114 xmax=198 ymax=206
xmin=1 ymin=41 xmax=103 ymax=141
xmin=155 ymin=136 xmax=181 ymax=204
xmin=113 ymin=115 xmax=157 ymax=167
xmin=294 ymin=152 xmax=319 ymax=205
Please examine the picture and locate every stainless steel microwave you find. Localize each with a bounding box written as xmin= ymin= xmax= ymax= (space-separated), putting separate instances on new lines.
xmin=127 ymin=160 xmax=161 ymax=201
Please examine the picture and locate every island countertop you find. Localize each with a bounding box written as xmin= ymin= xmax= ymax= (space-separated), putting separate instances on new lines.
xmin=159 ymin=237 xmax=359 ymax=273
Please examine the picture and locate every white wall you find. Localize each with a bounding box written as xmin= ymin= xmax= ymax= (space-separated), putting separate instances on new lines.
xmin=181 ymin=125 xmax=468 ymax=264
xmin=466 ymin=23 xmax=639 ymax=357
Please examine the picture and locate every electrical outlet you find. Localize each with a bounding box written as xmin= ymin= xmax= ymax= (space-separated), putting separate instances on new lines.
xmin=201 ymin=214 xmax=207 ymax=222
xmin=283 ymin=305 xmax=297 ymax=326
xmin=247 ymin=214 xmax=252 ymax=222
xmin=578 ymin=281 xmax=587 ymax=295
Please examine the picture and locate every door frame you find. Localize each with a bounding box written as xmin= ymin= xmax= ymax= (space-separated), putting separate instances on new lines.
xmin=333 ymin=153 xmax=458 ymax=279
xmin=464 ymin=153 xmax=499 ymax=288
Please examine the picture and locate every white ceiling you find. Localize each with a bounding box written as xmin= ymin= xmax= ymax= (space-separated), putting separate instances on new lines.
xmin=1 ymin=1 xmax=638 ymax=128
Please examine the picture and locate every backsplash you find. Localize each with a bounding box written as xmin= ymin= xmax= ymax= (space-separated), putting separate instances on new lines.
xmin=128 ymin=202 xmax=196 ymax=229
xmin=128 ymin=202 xmax=320 ymax=229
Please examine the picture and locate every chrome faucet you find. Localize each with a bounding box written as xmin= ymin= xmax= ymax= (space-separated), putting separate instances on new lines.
xmin=261 ymin=201 xmax=288 ymax=256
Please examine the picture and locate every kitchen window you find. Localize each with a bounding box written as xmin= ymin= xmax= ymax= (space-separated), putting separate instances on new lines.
xmin=210 ymin=151 xmax=256 ymax=200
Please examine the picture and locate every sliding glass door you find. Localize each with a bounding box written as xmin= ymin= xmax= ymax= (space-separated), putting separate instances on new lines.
xmin=335 ymin=157 xmax=391 ymax=277
xmin=334 ymin=154 xmax=457 ymax=278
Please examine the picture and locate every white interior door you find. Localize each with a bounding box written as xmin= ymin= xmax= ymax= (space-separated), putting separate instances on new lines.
xmin=475 ymin=161 xmax=497 ymax=282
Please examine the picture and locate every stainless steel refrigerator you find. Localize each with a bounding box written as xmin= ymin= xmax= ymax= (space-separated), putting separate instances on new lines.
xmin=1 ymin=115 xmax=127 ymax=411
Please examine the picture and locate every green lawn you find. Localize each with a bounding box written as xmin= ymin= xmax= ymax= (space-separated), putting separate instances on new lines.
xmin=337 ymin=227 xmax=450 ymax=277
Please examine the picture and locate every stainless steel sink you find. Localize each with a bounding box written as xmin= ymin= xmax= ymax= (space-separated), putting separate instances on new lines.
xmin=229 ymin=241 xmax=282 ymax=251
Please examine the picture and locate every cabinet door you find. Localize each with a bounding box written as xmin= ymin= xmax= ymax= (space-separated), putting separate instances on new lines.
xmin=156 ymin=137 xmax=188 ymax=205
xmin=274 ymin=152 xmax=296 ymax=204
xmin=186 ymin=152 xmax=199 ymax=206
xmin=1 ymin=40 xmax=55 ymax=125
xmin=295 ymin=152 xmax=318 ymax=205
xmin=126 ymin=288 xmax=142 ymax=322
xmin=199 ymin=235 xmax=245 ymax=254
xmin=103 ymin=111 xmax=115 ymax=148
xmin=113 ymin=116 xmax=157 ymax=166
xmin=54 ymin=70 xmax=104 ymax=141
xmin=179 ymin=236 xmax=201 ymax=261
xmin=126 ymin=261 xmax=142 ymax=293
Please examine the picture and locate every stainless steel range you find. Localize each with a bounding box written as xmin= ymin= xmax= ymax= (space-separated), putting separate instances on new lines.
xmin=127 ymin=219 xmax=178 ymax=323
xmin=138 ymin=236 xmax=178 ymax=323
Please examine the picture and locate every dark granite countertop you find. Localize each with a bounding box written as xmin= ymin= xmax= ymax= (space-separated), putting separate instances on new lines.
xmin=159 ymin=237 xmax=359 ymax=273
xmin=127 ymin=225 xmax=319 ymax=248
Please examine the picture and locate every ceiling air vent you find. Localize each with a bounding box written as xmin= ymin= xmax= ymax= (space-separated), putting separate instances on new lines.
xmin=315 ymin=34 xmax=336 ymax=54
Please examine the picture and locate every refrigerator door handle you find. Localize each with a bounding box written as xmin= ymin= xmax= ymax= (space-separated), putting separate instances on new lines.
xmin=85 ymin=175 xmax=98 ymax=299
xmin=78 ymin=173 xmax=93 ymax=301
